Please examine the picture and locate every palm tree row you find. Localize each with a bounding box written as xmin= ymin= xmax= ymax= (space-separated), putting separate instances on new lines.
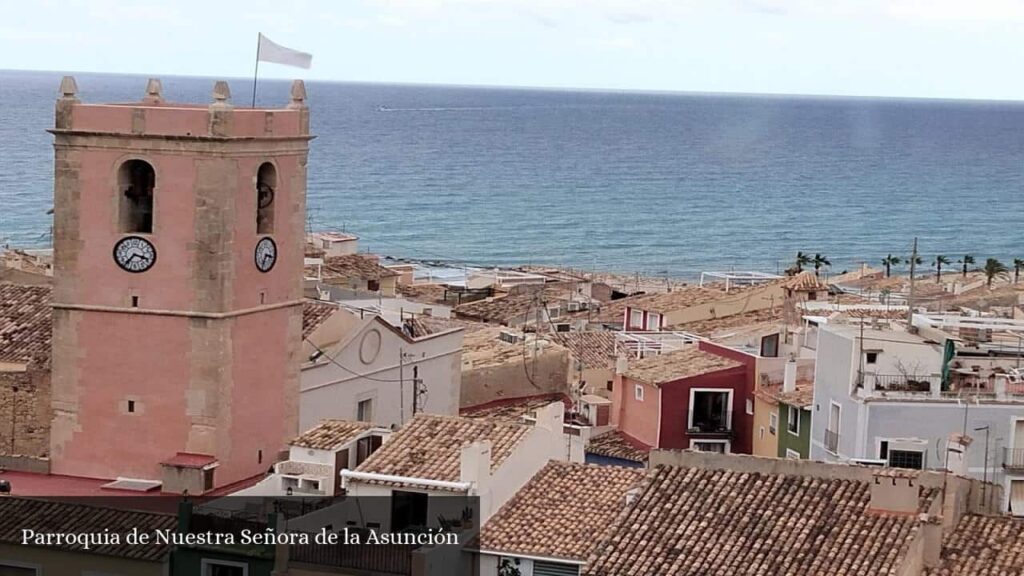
xmin=792 ymin=252 xmax=831 ymax=276
xmin=790 ymin=251 xmax=1022 ymax=287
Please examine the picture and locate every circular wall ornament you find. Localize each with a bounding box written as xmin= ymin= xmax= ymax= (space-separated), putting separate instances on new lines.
xmin=113 ymin=236 xmax=157 ymax=273
xmin=359 ymin=329 xmax=382 ymax=365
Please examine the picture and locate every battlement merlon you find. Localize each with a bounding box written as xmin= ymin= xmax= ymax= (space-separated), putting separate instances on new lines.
xmin=51 ymin=76 xmax=312 ymax=139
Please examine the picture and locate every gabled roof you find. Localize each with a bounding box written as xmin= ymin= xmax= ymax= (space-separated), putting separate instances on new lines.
xmin=0 ymin=496 xmax=176 ymax=562
xmin=561 ymin=331 xmax=618 ymax=370
xmin=781 ymin=271 xmax=830 ymax=292
xmin=476 ymin=462 xmax=645 ymax=561
xmin=321 ymin=254 xmax=399 ymax=281
xmin=925 ymin=515 xmax=1024 ymax=575
xmin=583 ymin=464 xmax=939 ymax=576
xmin=627 ymin=284 xmax=769 ymax=315
xmin=754 ymin=382 xmax=815 ymax=408
xmin=353 ymin=414 xmax=531 ymax=489
xmin=291 ymin=420 xmax=377 ymax=451
xmin=0 ymin=282 xmax=52 ymax=367
xmin=302 ymin=299 xmax=339 ymax=338
xmin=623 ymin=346 xmax=743 ymax=386
xmin=454 ymin=292 xmax=540 ymax=324
xmin=461 ymin=394 xmax=569 ymax=423
xmin=586 ymin=429 xmax=650 ymax=463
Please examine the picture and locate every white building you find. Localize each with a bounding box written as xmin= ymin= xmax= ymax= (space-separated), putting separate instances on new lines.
xmin=301 ymin=301 xmax=463 ymax=431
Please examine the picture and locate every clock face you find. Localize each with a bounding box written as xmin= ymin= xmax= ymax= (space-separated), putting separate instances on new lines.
xmin=255 ymin=237 xmax=277 ymax=273
xmin=113 ymin=236 xmax=156 ymax=273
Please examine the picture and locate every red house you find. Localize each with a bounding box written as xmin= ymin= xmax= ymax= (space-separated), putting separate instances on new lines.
xmin=611 ymin=342 xmax=754 ymax=454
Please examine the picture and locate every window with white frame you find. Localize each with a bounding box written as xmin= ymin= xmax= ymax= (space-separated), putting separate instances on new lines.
xmin=634 ymin=384 xmax=645 ymax=401
xmin=202 ymin=559 xmax=248 ymax=576
xmin=357 ymin=398 xmax=373 ymax=422
xmin=646 ymin=312 xmax=661 ymax=331
xmin=688 ymin=389 xmax=732 ymax=433
xmin=690 ymin=440 xmax=729 ymax=454
xmin=745 ymin=399 xmax=754 ymax=415
xmin=769 ymin=412 xmax=778 ymax=435
xmin=629 ymin=309 xmax=643 ymax=329
xmin=786 ymin=405 xmax=800 ymax=435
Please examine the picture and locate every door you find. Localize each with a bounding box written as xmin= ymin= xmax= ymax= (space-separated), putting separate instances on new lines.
xmin=334 ymin=448 xmax=349 ymax=495
xmin=1010 ymin=480 xmax=1024 ymax=517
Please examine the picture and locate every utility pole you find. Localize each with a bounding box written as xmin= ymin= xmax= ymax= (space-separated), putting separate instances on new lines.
xmin=974 ymin=425 xmax=990 ymax=511
xmin=399 ymin=348 xmax=405 ymax=425
xmin=411 ymin=365 xmax=423 ymax=415
xmin=907 ymin=237 xmax=918 ymax=328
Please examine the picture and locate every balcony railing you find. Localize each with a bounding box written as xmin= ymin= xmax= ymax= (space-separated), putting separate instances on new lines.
xmin=824 ymin=429 xmax=839 ymax=454
xmin=1004 ymin=448 xmax=1024 ymax=471
xmin=688 ymin=422 xmax=733 ymax=438
xmin=291 ymin=538 xmax=416 ymax=575
xmin=858 ymin=372 xmax=941 ymax=393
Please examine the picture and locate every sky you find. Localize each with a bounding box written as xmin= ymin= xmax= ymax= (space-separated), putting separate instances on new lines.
xmin=1 ymin=0 xmax=1023 ymax=100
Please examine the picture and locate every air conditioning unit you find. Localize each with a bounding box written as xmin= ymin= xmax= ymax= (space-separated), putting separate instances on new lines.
xmin=567 ymin=301 xmax=581 ymax=312
xmin=498 ymin=330 xmax=522 ymax=344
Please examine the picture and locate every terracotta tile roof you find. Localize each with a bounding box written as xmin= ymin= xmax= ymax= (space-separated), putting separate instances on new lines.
xmin=461 ymin=327 xmax=568 ymax=370
xmin=561 ymin=331 xmax=618 ymax=370
xmin=290 ymin=420 xmax=376 ymax=451
xmin=454 ymin=292 xmax=540 ymax=324
xmin=0 ymin=496 xmax=176 ymax=561
xmin=160 ymin=452 xmax=217 ymax=469
xmin=0 ymin=282 xmax=52 ymax=367
xmin=353 ymin=414 xmax=531 ymax=489
xmin=674 ymin=308 xmax=783 ymax=336
xmin=925 ymin=515 xmax=1024 ymax=575
xmin=476 ymin=462 xmax=645 ymax=561
xmin=408 ymin=316 xmax=487 ymax=338
xmin=397 ymin=283 xmax=449 ymax=304
xmin=627 ymin=285 xmax=760 ymax=315
xmin=586 ymin=430 xmax=650 ymax=463
xmin=583 ymin=464 xmax=938 ymax=576
xmin=461 ymin=394 xmax=570 ymax=423
xmin=321 ymin=254 xmax=399 ymax=281
xmin=302 ymin=300 xmax=338 ymax=338
xmin=781 ymin=271 xmax=830 ymax=292
xmin=754 ymin=382 xmax=815 ymax=408
xmin=623 ymin=346 xmax=742 ymax=386
xmin=571 ymin=294 xmax=647 ymax=324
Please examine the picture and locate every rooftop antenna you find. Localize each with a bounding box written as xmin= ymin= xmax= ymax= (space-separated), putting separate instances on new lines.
xmin=906 ymin=237 xmax=918 ymax=330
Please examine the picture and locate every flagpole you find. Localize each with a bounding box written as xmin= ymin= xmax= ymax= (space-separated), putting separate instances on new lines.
xmin=251 ymin=33 xmax=261 ymax=108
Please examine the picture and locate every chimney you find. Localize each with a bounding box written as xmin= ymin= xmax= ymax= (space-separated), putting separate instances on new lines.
xmin=616 ymin=353 xmax=629 ymax=375
xmin=783 ymin=357 xmax=798 ymax=393
xmin=868 ymin=470 xmax=919 ymax=516
xmin=945 ymin=433 xmax=973 ymax=477
xmin=535 ymin=402 xmax=565 ymax=433
xmin=459 ymin=440 xmax=492 ymax=491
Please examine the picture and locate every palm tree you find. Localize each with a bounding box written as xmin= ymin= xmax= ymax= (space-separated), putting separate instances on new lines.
xmin=812 ymin=253 xmax=831 ymax=277
xmin=794 ymin=252 xmax=812 ymax=273
xmin=933 ymin=255 xmax=951 ymax=283
xmin=881 ymin=254 xmax=900 ymax=278
xmin=1014 ymin=258 xmax=1024 ymax=284
xmin=983 ymin=258 xmax=1009 ymax=288
xmin=959 ymin=254 xmax=975 ymax=278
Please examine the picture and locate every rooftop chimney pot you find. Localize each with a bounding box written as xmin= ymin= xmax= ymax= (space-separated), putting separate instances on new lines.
xmin=143 ymin=78 xmax=163 ymax=103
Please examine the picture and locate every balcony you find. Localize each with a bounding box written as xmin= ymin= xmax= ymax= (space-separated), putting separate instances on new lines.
xmin=824 ymin=429 xmax=839 ymax=454
xmin=1005 ymin=448 xmax=1024 ymax=472
xmin=687 ymin=423 xmax=733 ymax=439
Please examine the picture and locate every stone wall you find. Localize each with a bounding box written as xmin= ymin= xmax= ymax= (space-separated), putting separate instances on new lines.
xmin=460 ymin=347 xmax=569 ymax=408
xmin=0 ymin=369 xmax=51 ymax=459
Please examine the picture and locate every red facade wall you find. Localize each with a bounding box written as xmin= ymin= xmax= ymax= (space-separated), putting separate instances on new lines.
xmin=657 ymin=365 xmax=751 ymax=454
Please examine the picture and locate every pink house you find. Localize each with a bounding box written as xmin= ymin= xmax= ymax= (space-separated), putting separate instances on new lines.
xmin=611 ymin=342 xmax=754 ymax=454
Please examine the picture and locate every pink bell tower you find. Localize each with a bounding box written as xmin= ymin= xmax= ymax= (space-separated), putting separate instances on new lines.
xmin=48 ymin=77 xmax=310 ymax=492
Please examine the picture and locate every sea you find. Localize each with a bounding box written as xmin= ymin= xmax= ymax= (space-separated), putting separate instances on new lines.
xmin=2 ymin=69 xmax=1022 ymax=279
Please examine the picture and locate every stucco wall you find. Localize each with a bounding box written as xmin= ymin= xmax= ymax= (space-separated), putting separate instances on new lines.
xmin=461 ymin=348 xmax=569 ymax=408
xmin=659 ymin=365 xmax=752 ymax=453
xmin=612 ymin=375 xmax=660 ymax=448
xmin=777 ymin=405 xmax=811 ymax=459
xmin=752 ymin=396 xmax=778 ymax=457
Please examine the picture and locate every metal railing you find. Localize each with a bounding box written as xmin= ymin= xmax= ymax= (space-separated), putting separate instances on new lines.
xmin=824 ymin=429 xmax=839 ymax=453
xmin=291 ymin=539 xmax=416 ymax=575
xmin=858 ymin=372 xmax=941 ymax=393
xmin=1004 ymin=448 xmax=1024 ymax=471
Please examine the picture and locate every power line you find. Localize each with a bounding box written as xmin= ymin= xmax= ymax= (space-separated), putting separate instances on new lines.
xmin=305 ymin=337 xmax=406 ymax=383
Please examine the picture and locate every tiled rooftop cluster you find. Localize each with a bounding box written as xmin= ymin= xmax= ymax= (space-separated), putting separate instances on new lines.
xmin=354 ymin=414 xmax=530 ymax=486
xmin=560 ymin=330 xmax=618 ymax=370
xmin=302 ymin=300 xmax=338 ymax=338
xmin=754 ymin=382 xmax=815 ymax=408
xmin=290 ymin=419 xmax=377 ymax=451
xmin=925 ymin=515 xmax=1024 ymax=575
xmin=781 ymin=270 xmax=830 ymax=292
xmin=627 ymin=284 xmax=764 ymax=315
xmin=461 ymin=326 xmax=567 ymax=369
xmin=0 ymin=282 xmax=52 ymax=367
xmin=477 ymin=462 xmax=645 ymax=561
xmin=623 ymin=346 xmax=742 ymax=385
xmin=461 ymin=394 xmax=569 ymax=423
xmin=582 ymin=464 xmax=938 ymax=576
xmin=319 ymin=254 xmax=398 ymax=282
xmin=586 ymin=429 xmax=650 ymax=463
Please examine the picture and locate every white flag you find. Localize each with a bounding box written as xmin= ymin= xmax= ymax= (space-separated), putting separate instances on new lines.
xmin=257 ymin=33 xmax=312 ymax=69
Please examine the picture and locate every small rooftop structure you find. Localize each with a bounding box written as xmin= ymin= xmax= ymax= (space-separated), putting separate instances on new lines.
xmin=698 ymin=270 xmax=782 ymax=291
xmin=290 ymin=420 xmax=380 ymax=451
xmin=623 ymin=346 xmax=742 ymax=386
xmin=319 ymin=254 xmax=399 ymax=282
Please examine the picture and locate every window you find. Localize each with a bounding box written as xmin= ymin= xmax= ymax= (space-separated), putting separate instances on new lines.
xmin=533 ymin=560 xmax=581 ymax=576
xmin=786 ymin=405 xmax=800 ymax=435
xmin=118 ymin=159 xmax=155 ymax=233
xmin=606 ymin=380 xmax=613 ymax=392
xmin=807 ymin=291 xmax=817 ymax=301
xmin=745 ymin=399 xmax=754 ymax=415
xmin=355 ymin=434 xmax=383 ymax=466
xmin=878 ymin=440 xmax=889 ymax=461
xmin=629 ymin=309 xmax=643 ymax=329
xmin=357 ymin=399 xmax=373 ymax=422
xmin=634 ymin=384 xmax=644 ymax=402
xmin=367 ymin=279 xmax=381 ymax=292
xmin=688 ymin=389 xmax=732 ymax=433
xmin=203 ymin=468 xmax=215 ymax=491
xmin=1011 ymin=480 xmax=1024 ymax=517
xmin=691 ymin=440 xmax=729 ymax=454
xmin=825 ymin=402 xmax=841 ymax=454
xmin=256 ymin=162 xmax=276 ymax=234
xmin=768 ymin=412 xmax=778 ymax=435
xmin=865 ymin=352 xmax=879 ymax=365
xmin=201 ymin=559 xmax=248 ymax=576
xmin=127 ymin=400 xmax=135 ymax=413
xmin=646 ymin=313 xmax=661 ymax=331
xmin=786 ymin=449 xmax=801 ymax=460
xmin=889 ymin=450 xmax=924 ymax=470
xmin=760 ymin=333 xmax=780 ymax=358
xmin=391 ymin=490 xmax=428 ymax=532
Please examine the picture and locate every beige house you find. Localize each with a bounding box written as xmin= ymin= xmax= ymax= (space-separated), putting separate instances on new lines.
xmin=623 ymin=282 xmax=786 ymax=331
xmin=460 ymin=327 xmax=570 ymax=408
